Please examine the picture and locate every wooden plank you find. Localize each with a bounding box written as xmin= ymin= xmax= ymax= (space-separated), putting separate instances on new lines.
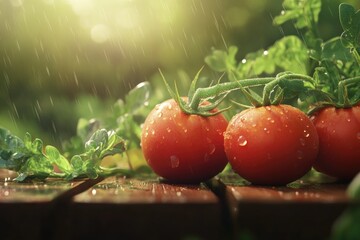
xmin=0 ymin=169 xmax=87 ymax=240
xmin=54 ymin=175 xmax=224 ymax=240
xmin=218 ymin=173 xmax=350 ymax=240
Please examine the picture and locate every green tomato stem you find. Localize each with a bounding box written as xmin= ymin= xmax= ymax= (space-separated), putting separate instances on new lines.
xmin=352 ymin=48 xmax=360 ymax=67
xmin=188 ymin=77 xmax=274 ymax=110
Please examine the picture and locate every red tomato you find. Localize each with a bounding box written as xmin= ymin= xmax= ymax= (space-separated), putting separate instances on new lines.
xmin=141 ymin=98 xmax=228 ymax=183
xmin=224 ymin=105 xmax=319 ymax=185
xmin=311 ymin=105 xmax=360 ymax=180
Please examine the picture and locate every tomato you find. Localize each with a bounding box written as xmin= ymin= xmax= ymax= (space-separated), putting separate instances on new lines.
xmin=224 ymin=105 xmax=319 ymax=185
xmin=141 ymin=98 xmax=228 ymax=183
xmin=311 ymin=105 xmax=360 ymax=180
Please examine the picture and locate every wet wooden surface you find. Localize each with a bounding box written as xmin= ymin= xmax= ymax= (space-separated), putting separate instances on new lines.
xmin=0 ymin=170 xmax=86 ymax=240
xmin=218 ymin=173 xmax=350 ymax=240
xmin=59 ymin=175 xmax=223 ymax=240
xmin=0 ymin=169 xmax=355 ymax=240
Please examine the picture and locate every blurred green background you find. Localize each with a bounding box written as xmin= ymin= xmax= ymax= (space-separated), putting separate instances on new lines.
xmin=0 ymin=0 xmax=359 ymax=146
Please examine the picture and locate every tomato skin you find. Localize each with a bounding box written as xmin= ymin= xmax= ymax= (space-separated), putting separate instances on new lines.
xmin=224 ymin=105 xmax=319 ymax=185
xmin=141 ymin=98 xmax=228 ymax=183
xmin=311 ymin=105 xmax=360 ymax=180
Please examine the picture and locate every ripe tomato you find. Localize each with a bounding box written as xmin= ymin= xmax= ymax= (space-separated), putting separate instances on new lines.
xmin=141 ymin=98 xmax=228 ymax=183
xmin=224 ymin=105 xmax=319 ymax=185
xmin=311 ymin=105 xmax=360 ymax=180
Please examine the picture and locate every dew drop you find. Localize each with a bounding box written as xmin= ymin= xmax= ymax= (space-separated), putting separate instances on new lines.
xmin=91 ymin=189 xmax=97 ymax=196
xmin=166 ymin=127 xmax=171 ymax=133
xmin=267 ymin=117 xmax=275 ymax=123
xmin=265 ymin=106 xmax=271 ymax=111
xmin=237 ymin=135 xmax=248 ymax=146
xmin=158 ymin=112 xmax=163 ymax=118
xmin=347 ymin=118 xmax=351 ymax=122
xmin=170 ymin=155 xmax=180 ymax=168
xmin=251 ymin=123 xmax=257 ymax=127
xmin=299 ymin=138 xmax=306 ymax=146
xmin=264 ymin=128 xmax=270 ymax=134
xmin=304 ymin=130 xmax=310 ymax=138
xmin=151 ymin=129 xmax=155 ymax=135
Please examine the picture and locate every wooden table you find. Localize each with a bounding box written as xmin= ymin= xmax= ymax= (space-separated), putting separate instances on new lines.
xmin=0 ymin=170 xmax=353 ymax=240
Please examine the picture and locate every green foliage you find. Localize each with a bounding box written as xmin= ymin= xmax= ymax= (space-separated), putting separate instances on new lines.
xmin=0 ymin=127 xmax=129 ymax=181
xmin=331 ymin=173 xmax=360 ymax=240
xmin=203 ymin=0 xmax=360 ymax=113
xmin=205 ymin=37 xmax=309 ymax=80
xmin=273 ymin=0 xmax=321 ymax=30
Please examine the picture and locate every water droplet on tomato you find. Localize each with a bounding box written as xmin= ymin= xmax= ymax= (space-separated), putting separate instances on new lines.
xmin=151 ymin=129 xmax=155 ymax=135
xmin=166 ymin=127 xmax=171 ymax=133
xmin=296 ymin=150 xmax=303 ymax=160
xmin=299 ymin=138 xmax=306 ymax=146
xmin=264 ymin=128 xmax=270 ymax=134
xmin=267 ymin=117 xmax=275 ymax=123
xmin=304 ymin=130 xmax=310 ymax=138
xmin=149 ymin=119 xmax=154 ymax=124
xmin=170 ymin=155 xmax=180 ymax=168
xmin=168 ymin=105 xmax=172 ymax=110
xmin=265 ymin=106 xmax=271 ymax=111
xmin=183 ymin=128 xmax=188 ymax=133
xmin=251 ymin=123 xmax=257 ymax=127
xmin=347 ymin=118 xmax=351 ymax=122
xmin=158 ymin=112 xmax=163 ymax=118
xmin=237 ymin=135 xmax=248 ymax=146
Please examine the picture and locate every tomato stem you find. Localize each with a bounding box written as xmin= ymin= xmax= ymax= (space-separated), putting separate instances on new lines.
xmin=188 ymin=77 xmax=274 ymax=110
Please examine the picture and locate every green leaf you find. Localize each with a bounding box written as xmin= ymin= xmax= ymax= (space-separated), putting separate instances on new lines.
xmin=205 ymin=46 xmax=238 ymax=73
xmin=339 ymin=3 xmax=360 ymax=49
xmin=125 ymin=81 xmax=151 ymax=114
xmin=273 ymin=0 xmax=321 ymax=29
xmin=77 ymin=118 xmax=100 ymax=142
xmin=322 ymin=37 xmax=352 ymax=62
xmin=45 ymin=145 xmax=72 ymax=174
xmin=236 ymin=36 xmax=308 ymax=78
xmin=99 ymin=131 xmax=126 ymax=159
xmin=339 ymin=3 xmax=356 ymax=31
xmin=85 ymin=129 xmax=108 ymax=152
xmin=347 ymin=172 xmax=360 ymax=200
